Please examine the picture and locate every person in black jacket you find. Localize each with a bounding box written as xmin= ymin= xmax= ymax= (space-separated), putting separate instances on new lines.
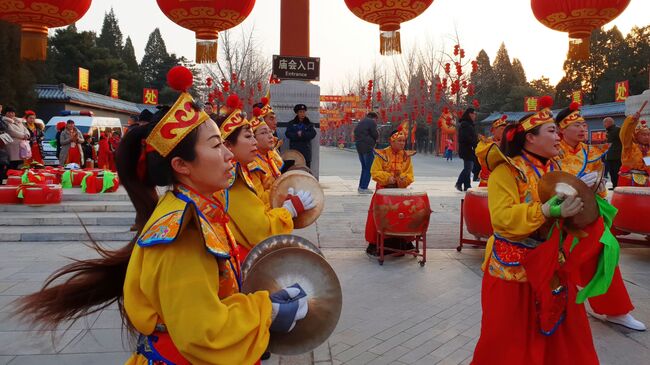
xmin=285 ymin=104 xmax=317 ymax=167
xmin=455 ymin=108 xmax=478 ymax=191
xmin=354 ymin=112 xmax=379 ymax=194
xmin=604 ymin=117 xmax=622 ymax=189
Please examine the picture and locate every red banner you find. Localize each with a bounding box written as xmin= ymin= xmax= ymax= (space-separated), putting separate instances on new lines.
xmin=615 ymin=80 xmax=629 ymax=102
xmin=143 ymin=88 xmax=159 ymax=105
xmin=524 ymin=97 xmax=538 ymax=112
xmin=590 ymin=130 xmax=607 ymax=144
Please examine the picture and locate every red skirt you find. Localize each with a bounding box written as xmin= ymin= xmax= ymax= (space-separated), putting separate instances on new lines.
xmin=471 ymin=272 xmax=599 ymax=365
xmin=29 ymin=142 xmax=43 ymax=164
xmin=66 ymin=145 xmax=82 ymax=165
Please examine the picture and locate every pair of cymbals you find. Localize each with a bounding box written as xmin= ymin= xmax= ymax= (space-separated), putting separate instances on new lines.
xmin=281 ymin=149 xmax=306 ymax=167
xmin=270 ymin=170 xmax=324 ymax=228
xmin=538 ymin=171 xmax=599 ymax=229
xmin=241 ymin=235 xmax=342 ymax=355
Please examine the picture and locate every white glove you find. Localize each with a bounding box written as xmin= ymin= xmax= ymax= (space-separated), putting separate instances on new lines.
xmin=541 ymin=194 xmax=584 ymax=218
xmin=580 ymin=171 xmax=599 ymax=188
xmin=270 ymin=284 xmax=309 ymax=333
xmin=282 ymin=187 xmax=316 ymax=218
xmin=596 ymin=178 xmax=608 ymax=194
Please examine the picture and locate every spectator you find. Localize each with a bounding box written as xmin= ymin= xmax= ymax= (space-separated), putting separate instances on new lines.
xmin=59 ymin=119 xmax=84 ymax=166
xmin=455 ymin=108 xmax=478 ymax=191
xmin=285 ymin=104 xmax=317 ymax=168
xmin=82 ymin=134 xmax=97 ymax=168
xmin=23 ymin=110 xmax=44 ymax=165
xmin=604 ymin=117 xmax=622 ymax=189
xmin=2 ymin=106 xmax=31 ymax=170
xmin=0 ymin=104 xmax=10 ymax=182
xmin=354 ymin=112 xmax=379 ymax=194
xmin=98 ymin=130 xmax=112 ymax=170
xmin=55 ymin=121 xmax=66 ymax=160
xmin=445 ymin=138 xmax=454 ymax=161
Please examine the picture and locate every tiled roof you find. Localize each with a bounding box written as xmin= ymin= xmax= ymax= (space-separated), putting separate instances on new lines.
xmin=479 ymin=102 xmax=626 ymax=125
xmin=35 ymin=84 xmax=157 ymax=114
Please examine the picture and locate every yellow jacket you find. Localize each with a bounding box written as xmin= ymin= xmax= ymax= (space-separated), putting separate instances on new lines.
xmin=620 ymin=115 xmax=650 ymax=171
xmin=557 ymin=139 xmax=608 ymax=197
xmin=248 ymin=151 xmax=283 ymax=206
xmin=482 ymin=151 xmax=556 ymax=282
xmin=371 ymin=147 xmax=415 ymax=188
xmin=475 ymin=137 xmax=496 ymax=185
xmin=221 ymin=163 xmax=293 ymax=252
xmin=124 ymin=186 xmax=272 ymax=365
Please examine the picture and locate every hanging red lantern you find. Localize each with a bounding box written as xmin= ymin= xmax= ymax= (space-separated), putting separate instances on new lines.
xmin=157 ymin=0 xmax=256 ymax=63
xmin=344 ymin=0 xmax=434 ymax=55
xmin=531 ymin=0 xmax=630 ymax=60
xmin=0 ymin=0 xmax=92 ymax=60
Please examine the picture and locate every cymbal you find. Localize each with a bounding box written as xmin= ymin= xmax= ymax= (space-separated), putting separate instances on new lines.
xmin=538 ymin=171 xmax=599 ymax=229
xmin=281 ymin=149 xmax=306 ymax=167
xmin=241 ymin=234 xmax=323 ymax=279
xmin=287 ymin=165 xmax=313 ymax=175
xmin=270 ymin=170 xmax=324 ymax=228
xmin=241 ymin=247 xmax=342 ymax=355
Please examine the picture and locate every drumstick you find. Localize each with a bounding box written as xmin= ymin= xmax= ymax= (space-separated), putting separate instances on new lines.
xmin=639 ymin=100 xmax=648 ymax=115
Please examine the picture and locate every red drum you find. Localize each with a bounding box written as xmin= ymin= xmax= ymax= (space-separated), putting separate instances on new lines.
xmin=71 ymin=170 xmax=90 ymax=187
xmin=372 ymin=189 xmax=431 ymax=236
xmin=22 ymin=184 xmax=63 ymax=205
xmin=0 ymin=186 xmax=20 ymax=204
xmin=6 ymin=175 xmax=22 ymax=186
xmin=463 ymin=188 xmax=492 ymax=238
xmin=611 ymin=186 xmax=650 ymax=235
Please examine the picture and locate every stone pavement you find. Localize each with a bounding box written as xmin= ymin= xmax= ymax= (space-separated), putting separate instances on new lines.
xmin=0 ymin=147 xmax=649 ymax=364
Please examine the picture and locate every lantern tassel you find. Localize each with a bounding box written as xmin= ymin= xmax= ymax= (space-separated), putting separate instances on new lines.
xmin=568 ymin=37 xmax=590 ymax=61
xmin=380 ymin=30 xmax=401 ymax=56
xmin=20 ymin=25 xmax=48 ymax=61
xmin=196 ymin=39 xmax=218 ymax=64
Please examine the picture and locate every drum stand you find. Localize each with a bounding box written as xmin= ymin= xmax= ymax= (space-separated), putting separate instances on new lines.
xmin=376 ymin=231 xmax=426 ymax=267
xmin=457 ymin=198 xmax=488 ymax=252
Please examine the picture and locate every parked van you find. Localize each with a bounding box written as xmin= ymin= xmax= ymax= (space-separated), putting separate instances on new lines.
xmin=41 ymin=111 xmax=123 ymax=166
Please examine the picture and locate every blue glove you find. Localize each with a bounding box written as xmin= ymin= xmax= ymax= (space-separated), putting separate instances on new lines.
xmin=269 ymin=283 xmax=309 ymax=333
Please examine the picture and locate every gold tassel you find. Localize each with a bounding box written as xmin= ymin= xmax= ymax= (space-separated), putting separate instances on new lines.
xmin=20 ymin=24 xmax=48 ymax=61
xmin=196 ymin=39 xmax=218 ymax=64
xmin=380 ymin=30 xmax=401 ymax=56
xmin=568 ymin=37 xmax=590 ymax=61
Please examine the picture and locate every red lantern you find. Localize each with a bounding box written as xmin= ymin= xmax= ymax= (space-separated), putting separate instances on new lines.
xmin=157 ymin=0 xmax=256 ymax=63
xmin=531 ymin=0 xmax=630 ymax=60
xmin=344 ymin=0 xmax=434 ymax=55
xmin=0 ymin=0 xmax=92 ymax=60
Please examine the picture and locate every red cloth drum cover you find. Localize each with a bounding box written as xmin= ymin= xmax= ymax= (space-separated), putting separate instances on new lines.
xmin=22 ymin=185 xmax=62 ymax=205
xmin=611 ymin=186 xmax=650 ymax=235
xmin=372 ymin=188 xmax=431 ymax=235
xmin=0 ymin=186 xmax=20 ymax=204
xmin=463 ymin=188 xmax=493 ymax=238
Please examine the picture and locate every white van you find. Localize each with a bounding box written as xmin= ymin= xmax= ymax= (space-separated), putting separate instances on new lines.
xmin=41 ymin=111 xmax=123 ymax=166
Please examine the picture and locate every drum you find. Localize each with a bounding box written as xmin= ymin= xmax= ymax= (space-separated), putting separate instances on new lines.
xmin=463 ymin=188 xmax=492 ymax=239
xmin=6 ymin=175 xmax=22 ymax=186
xmin=611 ymin=186 xmax=650 ymax=235
xmin=22 ymin=184 xmax=63 ymax=205
xmin=372 ymin=189 xmax=431 ymax=236
xmin=0 ymin=186 xmax=20 ymax=204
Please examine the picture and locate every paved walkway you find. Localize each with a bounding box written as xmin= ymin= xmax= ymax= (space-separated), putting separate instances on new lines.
xmin=0 ymin=147 xmax=649 ymax=364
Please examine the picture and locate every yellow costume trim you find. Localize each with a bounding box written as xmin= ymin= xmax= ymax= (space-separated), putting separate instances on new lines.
xmin=558 ymin=110 xmax=585 ymax=129
xmin=371 ymin=147 xmax=414 ymax=188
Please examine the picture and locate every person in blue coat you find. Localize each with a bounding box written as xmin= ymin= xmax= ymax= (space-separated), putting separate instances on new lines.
xmin=285 ymin=104 xmax=317 ymax=167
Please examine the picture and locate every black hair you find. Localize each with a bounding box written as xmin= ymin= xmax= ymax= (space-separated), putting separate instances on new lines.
xmin=459 ymin=108 xmax=476 ymax=122
xmin=499 ymin=113 xmax=543 ymax=157
xmin=214 ymin=114 xmax=250 ymax=145
xmin=555 ymin=106 xmax=573 ymax=125
xmin=4 ymin=105 xmax=15 ymax=114
xmin=366 ymin=112 xmax=378 ymax=119
xmin=66 ymin=119 xmax=74 ymax=124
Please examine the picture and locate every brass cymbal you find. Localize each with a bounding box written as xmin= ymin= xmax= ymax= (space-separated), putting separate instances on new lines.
xmin=270 ymin=170 xmax=325 ymax=228
xmin=241 ymin=234 xmax=323 ymax=279
xmin=241 ymin=247 xmax=342 ymax=355
xmin=281 ymin=149 xmax=306 ymax=167
xmin=538 ymin=171 xmax=599 ymax=229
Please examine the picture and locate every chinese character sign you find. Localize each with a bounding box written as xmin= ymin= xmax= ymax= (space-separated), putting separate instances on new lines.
xmin=110 ymin=79 xmax=119 ymax=99
xmin=78 ymin=67 xmax=89 ymax=91
xmin=615 ymin=80 xmax=629 ymax=102
xmin=590 ymin=130 xmax=607 ymax=144
xmin=524 ymin=97 xmax=538 ymax=112
xmin=273 ymin=55 xmax=320 ymax=81
xmin=571 ymin=91 xmax=582 ymax=104
xmin=143 ymin=88 xmax=159 ymax=105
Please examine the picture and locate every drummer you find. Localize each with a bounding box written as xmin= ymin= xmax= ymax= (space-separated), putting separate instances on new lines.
xmin=555 ymin=104 xmax=646 ymax=331
xmin=215 ymin=94 xmax=315 ymax=259
xmin=473 ymin=96 xmax=600 ymax=364
xmin=475 ymin=114 xmax=508 ymax=187
xmin=249 ymin=111 xmax=283 ymax=204
xmin=555 ymin=102 xmax=609 ymax=197
xmin=618 ymin=110 xmax=649 ymax=186
xmin=364 ymin=128 xmax=415 ymax=256
xmin=15 ymin=66 xmax=308 ymax=364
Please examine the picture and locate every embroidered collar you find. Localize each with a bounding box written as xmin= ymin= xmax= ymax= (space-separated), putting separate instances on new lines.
xmin=521 ymin=150 xmax=554 ymax=178
xmin=175 ymin=184 xmax=229 ymax=224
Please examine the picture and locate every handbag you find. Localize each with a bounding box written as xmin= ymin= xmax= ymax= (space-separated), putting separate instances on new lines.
xmin=19 ymin=139 xmax=32 ymax=159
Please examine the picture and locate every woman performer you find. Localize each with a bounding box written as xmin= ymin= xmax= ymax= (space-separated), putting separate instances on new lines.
xmin=472 ymin=97 xmax=600 ymax=364
xmin=618 ymin=109 xmax=649 ymax=186
xmin=14 ymin=67 xmax=308 ymax=365
xmin=215 ymin=94 xmax=315 ymax=259
xmin=475 ymin=114 xmax=507 ymax=187
xmin=555 ymin=103 xmax=645 ymax=331
xmin=97 ymin=130 xmax=112 ymax=170
xmin=23 ymin=110 xmax=44 ymax=165
xmin=364 ymin=128 xmax=415 ymax=256
xmin=249 ymin=111 xmax=283 ymax=204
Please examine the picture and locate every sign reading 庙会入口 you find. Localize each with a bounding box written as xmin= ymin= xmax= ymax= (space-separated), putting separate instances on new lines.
xmin=273 ymin=55 xmax=320 ymax=81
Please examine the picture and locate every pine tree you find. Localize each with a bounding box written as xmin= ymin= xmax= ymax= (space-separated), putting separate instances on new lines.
xmin=512 ymin=58 xmax=527 ymax=86
xmin=471 ymin=49 xmax=499 ymax=112
xmin=625 ymin=25 xmax=650 ymax=95
xmin=140 ymin=28 xmax=180 ymax=103
xmin=123 ymin=37 xmax=138 ymax=72
xmin=492 ymin=43 xmax=515 ymax=105
xmin=97 ymin=8 xmax=123 ymax=58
